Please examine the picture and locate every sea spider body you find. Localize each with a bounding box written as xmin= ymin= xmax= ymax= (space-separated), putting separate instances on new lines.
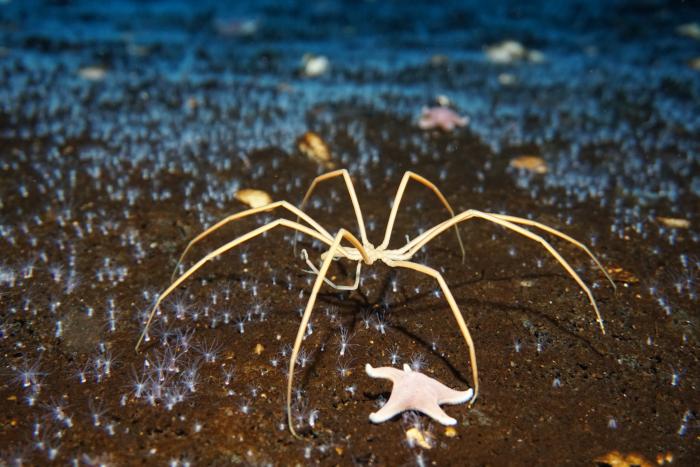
xmin=136 ymin=169 xmax=615 ymax=438
xmin=325 ymin=245 xmax=404 ymax=263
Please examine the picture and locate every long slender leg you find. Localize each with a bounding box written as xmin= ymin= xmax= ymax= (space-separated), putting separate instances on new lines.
xmin=384 ymin=258 xmax=479 ymax=405
xmin=488 ymin=213 xmax=616 ymax=290
xmin=172 ymin=201 xmax=337 ymax=281
xmin=287 ymin=229 xmax=369 ymax=438
xmin=136 ymin=219 xmax=337 ymax=351
xmin=399 ymin=209 xmax=607 ymax=334
xmin=293 ymin=169 xmax=369 ymax=255
xmin=379 ymin=171 xmax=465 ymax=262
xmin=301 ymin=249 xmax=363 ymax=291
xmin=400 ymin=211 xmax=613 ymax=289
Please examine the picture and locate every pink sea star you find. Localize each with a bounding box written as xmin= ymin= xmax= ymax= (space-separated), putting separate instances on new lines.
xmin=365 ymin=363 xmax=473 ymax=425
xmin=418 ymin=106 xmax=469 ymax=132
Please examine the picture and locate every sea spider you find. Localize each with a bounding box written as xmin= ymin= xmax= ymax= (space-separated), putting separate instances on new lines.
xmin=135 ymin=169 xmax=614 ymax=437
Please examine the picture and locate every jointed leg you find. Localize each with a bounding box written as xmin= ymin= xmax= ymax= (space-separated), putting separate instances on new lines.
xmin=287 ymin=229 xmax=369 ymax=438
xmin=384 ymin=258 xmax=479 ymax=404
xmin=300 ymin=249 xmax=362 ymax=291
xmin=379 ymin=171 xmax=465 ymax=262
xmin=294 ymin=169 xmax=369 ymax=255
xmin=136 ymin=219 xmax=336 ymax=351
xmin=488 ymin=213 xmax=616 ymax=290
xmin=400 ymin=209 xmax=607 ymax=334
xmin=172 ymin=201 xmax=337 ymax=281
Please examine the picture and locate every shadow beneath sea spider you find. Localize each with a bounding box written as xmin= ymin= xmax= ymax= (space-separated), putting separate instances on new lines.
xmin=308 ymin=266 xmax=608 ymax=385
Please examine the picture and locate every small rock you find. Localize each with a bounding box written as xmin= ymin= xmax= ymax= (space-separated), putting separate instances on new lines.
xmin=509 ymin=155 xmax=548 ymax=174
xmin=498 ymin=72 xmax=518 ymax=86
xmin=235 ymin=189 xmax=272 ymax=209
xmin=485 ymin=40 xmax=544 ymax=64
xmin=677 ymin=22 xmax=700 ymax=40
xmin=444 ymin=426 xmax=457 ymax=438
xmin=436 ymin=94 xmax=452 ymax=107
xmin=297 ymin=131 xmax=335 ymax=168
xmin=605 ymin=266 xmax=638 ymax=284
xmin=78 ymin=66 xmax=107 ymax=81
xmin=594 ymin=450 xmax=654 ymax=467
xmin=657 ymin=217 xmax=690 ymax=229
xmin=405 ymin=427 xmax=432 ymax=449
xmin=486 ymin=40 xmax=526 ymax=63
xmin=656 ymin=451 xmax=673 ymax=465
xmin=302 ymin=54 xmax=330 ymax=77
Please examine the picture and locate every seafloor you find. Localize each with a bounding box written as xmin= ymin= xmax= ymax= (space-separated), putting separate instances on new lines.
xmin=0 ymin=0 xmax=699 ymax=465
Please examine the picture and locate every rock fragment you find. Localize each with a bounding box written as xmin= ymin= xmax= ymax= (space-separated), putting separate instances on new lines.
xmin=594 ymin=450 xmax=653 ymax=467
xmin=79 ymin=66 xmax=107 ymax=81
xmin=301 ymin=54 xmax=330 ymax=77
xmin=297 ymin=131 xmax=335 ymax=168
xmin=657 ymin=217 xmax=690 ymax=229
xmin=485 ymin=40 xmax=545 ymax=64
xmin=235 ymin=189 xmax=272 ymax=208
xmin=509 ymin=155 xmax=548 ymax=174
xmin=677 ymin=22 xmax=700 ymax=39
xmin=605 ymin=266 xmax=638 ymax=284
xmin=405 ymin=427 xmax=433 ymax=449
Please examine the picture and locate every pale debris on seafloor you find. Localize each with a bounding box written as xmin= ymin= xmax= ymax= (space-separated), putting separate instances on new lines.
xmin=235 ymin=189 xmax=272 ymax=209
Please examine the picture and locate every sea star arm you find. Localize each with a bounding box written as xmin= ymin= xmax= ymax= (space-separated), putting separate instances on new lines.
xmin=369 ymin=390 xmax=412 ymax=423
xmin=429 ymin=379 xmax=474 ymax=405
xmin=365 ymin=363 xmax=473 ymax=426
xmin=365 ymin=363 xmax=405 ymax=383
xmin=414 ymin=401 xmax=458 ymax=426
xmin=368 ymin=375 xmax=463 ymax=425
xmin=438 ymin=387 xmax=474 ymax=405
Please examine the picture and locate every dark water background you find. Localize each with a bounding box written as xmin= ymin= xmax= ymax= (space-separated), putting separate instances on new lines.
xmin=0 ymin=0 xmax=699 ymax=465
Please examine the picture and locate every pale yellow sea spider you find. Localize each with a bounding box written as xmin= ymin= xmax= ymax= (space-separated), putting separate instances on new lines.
xmin=135 ymin=169 xmax=615 ymax=438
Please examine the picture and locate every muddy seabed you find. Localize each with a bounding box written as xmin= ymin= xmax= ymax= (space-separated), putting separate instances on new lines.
xmin=0 ymin=0 xmax=699 ymax=465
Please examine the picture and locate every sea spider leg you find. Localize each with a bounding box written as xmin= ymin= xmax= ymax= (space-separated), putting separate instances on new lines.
xmin=487 ymin=213 xmax=616 ymax=290
xmin=293 ymin=169 xmax=369 ymax=256
xmin=287 ymin=228 xmax=369 ymax=438
xmin=136 ymin=219 xmax=335 ymax=351
xmin=300 ymin=249 xmax=362 ymax=291
xmin=172 ymin=201 xmax=337 ymax=281
xmin=383 ymin=258 xmax=479 ymax=404
xmin=401 ymin=209 xmax=607 ymax=334
xmin=399 ymin=211 xmax=612 ymax=292
xmin=379 ymin=171 xmax=465 ymax=262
